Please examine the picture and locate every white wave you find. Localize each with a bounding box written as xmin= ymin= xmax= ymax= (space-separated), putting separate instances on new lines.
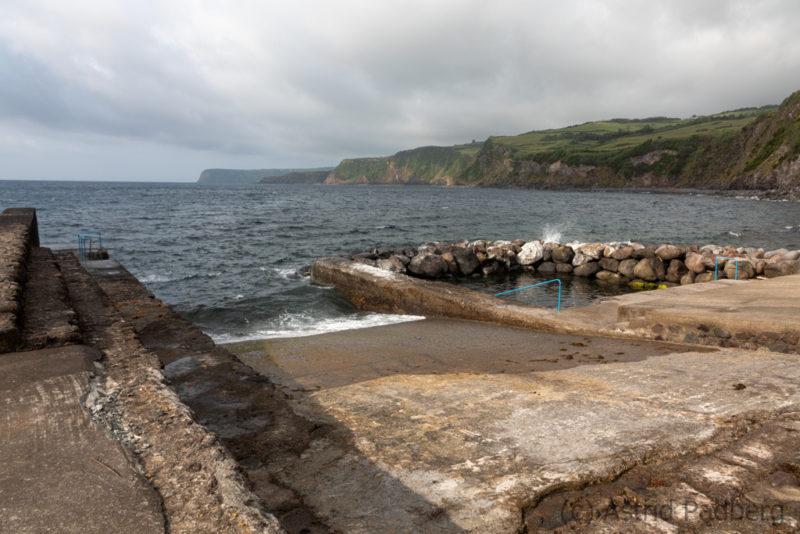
xmin=211 ymin=312 xmax=425 ymax=344
xmin=728 ymin=231 xmax=741 ymax=238
xmin=265 ymin=267 xmax=299 ymax=279
xmin=140 ymin=273 xmax=173 ymax=283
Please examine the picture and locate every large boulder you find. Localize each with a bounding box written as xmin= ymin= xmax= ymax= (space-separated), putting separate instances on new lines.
xmin=655 ymin=244 xmax=683 ymax=261
xmin=598 ymin=257 xmax=619 ymax=272
xmin=408 ymin=253 xmax=448 ymax=278
xmin=450 ymin=247 xmax=480 ymax=276
xmin=572 ymin=252 xmax=592 ymax=267
xmin=764 ymin=248 xmax=789 ymax=260
xmin=469 ymin=240 xmax=487 ymax=254
xmin=580 ymin=243 xmax=605 ymax=260
xmin=573 ymin=262 xmax=599 ymax=277
xmin=517 ymin=240 xmax=544 ymax=265
xmin=440 ymin=252 xmax=459 ymax=275
xmin=633 ymin=257 xmax=665 ymax=281
xmin=684 ymin=252 xmax=707 ymax=274
xmin=542 ymin=243 xmax=558 ymax=262
xmin=487 ymin=244 xmax=517 ymax=269
xmin=665 ymin=259 xmax=688 ymax=284
xmin=537 ymin=261 xmax=556 ymax=274
xmin=631 ymin=245 xmax=657 ymax=259
xmin=680 ymin=272 xmax=696 ymax=285
xmin=610 ymin=245 xmax=634 ymax=260
xmin=764 ymin=260 xmax=800 ymax=278
xmin=723 ymin=259 xmax=755 ymax=280
xmin=782 ymin=250 xmax=800 ymax=261
xmin=618 ymin=258 xmax=638 ymax=279
xmin=695 ymin=272 xmax=715 ymax=283
xmin=556 ymin=263 xmax=573 ymax=274
xmin=551 ymin=245 xmax=575 ymax=264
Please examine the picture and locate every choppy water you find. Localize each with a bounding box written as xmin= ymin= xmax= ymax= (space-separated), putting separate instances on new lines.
xmin=3 ymin=181 xmax=799 ymax=342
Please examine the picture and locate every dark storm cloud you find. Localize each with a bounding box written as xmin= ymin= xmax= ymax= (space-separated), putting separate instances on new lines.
xmin=0 ymin=0 xmax=799 ymax=180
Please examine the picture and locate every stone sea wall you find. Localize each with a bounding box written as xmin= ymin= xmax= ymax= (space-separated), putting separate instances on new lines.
xmin=340 ymin=238 xmax=800 ymax=287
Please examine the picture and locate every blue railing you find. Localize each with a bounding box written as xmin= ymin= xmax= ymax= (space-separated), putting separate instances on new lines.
xmin=714 ymin=256 xmax=739 ymax=280
xmin=495 ymin=278 xmax=562 ymax=311
xmin=77 ymin=231 xmax=103 ymax=261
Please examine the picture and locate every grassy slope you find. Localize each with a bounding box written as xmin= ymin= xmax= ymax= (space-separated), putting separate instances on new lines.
xmin=328 ymin=91 xmax=800 ymax=191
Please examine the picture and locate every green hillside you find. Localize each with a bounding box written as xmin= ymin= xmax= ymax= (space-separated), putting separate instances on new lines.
xmin=325 ymin=90 xmax=800 ymax=198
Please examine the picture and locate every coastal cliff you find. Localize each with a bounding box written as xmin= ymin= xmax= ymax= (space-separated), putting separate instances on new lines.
xmin=324 ymin=89 xmax=800 ymax=199
xmin=197 ymin=167 xmax=332 ymax=185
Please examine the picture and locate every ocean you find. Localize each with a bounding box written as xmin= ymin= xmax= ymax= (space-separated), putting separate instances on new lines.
xmin=3 ymin=180 xmax=799 ymax=343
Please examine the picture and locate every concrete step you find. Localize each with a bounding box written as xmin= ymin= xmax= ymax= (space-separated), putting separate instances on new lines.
xmin=18 ymin=247 xmax=81 ymax=350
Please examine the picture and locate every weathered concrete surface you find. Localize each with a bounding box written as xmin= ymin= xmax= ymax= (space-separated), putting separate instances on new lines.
xmin=232 ymin=344 xmax=800 ymax=533
xmin=230 ymin=319 xmax=710 ymax=392
xmin=223 ymin=317 xmax=800 ymax=533
xmin=79 ymin=256 xmax=324 ymax=533
xmin=0 ymin=345 xmax=166 ymax=533
xmin=524 ymin=411 xmax=800 ymax=532
xmin=611 ymin=273 xmax=800 ymax=352
xmin=57 ymin=252 xmax=285 ymax=534
xmin=19 ymin=247 xmax=81 ymax=349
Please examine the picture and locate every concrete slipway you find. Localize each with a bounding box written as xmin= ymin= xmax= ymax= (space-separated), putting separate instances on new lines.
xmin=238 ymin=258 xmax=800 ymax=532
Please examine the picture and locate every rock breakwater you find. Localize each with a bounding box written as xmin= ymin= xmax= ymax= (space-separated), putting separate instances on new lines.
xmin=337 ymin=238 xmax=800 ymax=288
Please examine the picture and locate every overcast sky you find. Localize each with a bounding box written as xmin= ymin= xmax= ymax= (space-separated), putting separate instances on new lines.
xmin=1 ymin=1 xmax=799 ymax=181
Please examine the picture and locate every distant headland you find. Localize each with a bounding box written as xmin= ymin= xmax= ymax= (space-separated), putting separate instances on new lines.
xmin=196 ymin=167 xmax=333 ymax=185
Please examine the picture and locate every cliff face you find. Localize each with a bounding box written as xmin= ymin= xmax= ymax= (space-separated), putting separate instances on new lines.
xmin=325 ymin=89 xmax=800 ymax=199
xmin=197 ymin=169 xmax=275 ymax=184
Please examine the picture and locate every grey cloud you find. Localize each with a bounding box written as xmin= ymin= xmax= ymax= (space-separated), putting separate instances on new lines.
xmin=1 ymin=0 xmax=799 ymax=180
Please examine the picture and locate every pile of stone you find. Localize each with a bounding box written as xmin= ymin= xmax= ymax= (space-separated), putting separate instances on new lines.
xmin=344 ymin=239 xmax=800 ymax=286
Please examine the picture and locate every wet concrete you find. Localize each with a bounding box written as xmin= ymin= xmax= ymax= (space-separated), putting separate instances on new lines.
xmin=228 ymin=319 xmax=712 ymax=392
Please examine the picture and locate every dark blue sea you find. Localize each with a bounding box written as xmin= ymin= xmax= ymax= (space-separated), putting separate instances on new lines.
xmin=3 ymin=181 xmax=799 ymax=342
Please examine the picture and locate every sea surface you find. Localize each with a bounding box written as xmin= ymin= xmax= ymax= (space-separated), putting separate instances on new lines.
xmin=3 ymin=181 xmax=800 ymax=343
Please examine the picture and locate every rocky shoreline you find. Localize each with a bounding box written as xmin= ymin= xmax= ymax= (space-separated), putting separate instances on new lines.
xmin=336 ymin=238 xmax=800 ymax=289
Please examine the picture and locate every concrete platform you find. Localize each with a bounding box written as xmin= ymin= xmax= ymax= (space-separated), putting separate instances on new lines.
xmin=0 ymin=346 xmax=165 ymax=533
xmin=226 ymin=321 xmax=800 ymax=533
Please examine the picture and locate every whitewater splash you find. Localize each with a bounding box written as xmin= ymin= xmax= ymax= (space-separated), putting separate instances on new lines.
xmin=211 ymin=312 xmax=425 ymax=344
xmin=542 ymin=223 xmax=564 ymax=243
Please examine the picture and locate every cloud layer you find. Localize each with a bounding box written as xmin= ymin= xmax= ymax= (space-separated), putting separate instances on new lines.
xmin=1 ymin=0 xmax=799 ymax=180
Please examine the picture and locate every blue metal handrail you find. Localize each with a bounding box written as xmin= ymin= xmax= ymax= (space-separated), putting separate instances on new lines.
xmin=714 ymin=256 xmax=739 ymax=280
xmin=77 ymin=231 xmax=103 ymax=261
xmin=495 ymin=278 xmax=562 ymax=311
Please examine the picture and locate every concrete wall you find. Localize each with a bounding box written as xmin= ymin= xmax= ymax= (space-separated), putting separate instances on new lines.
xmin=0 ymin=208 xmax=38 ymax=352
